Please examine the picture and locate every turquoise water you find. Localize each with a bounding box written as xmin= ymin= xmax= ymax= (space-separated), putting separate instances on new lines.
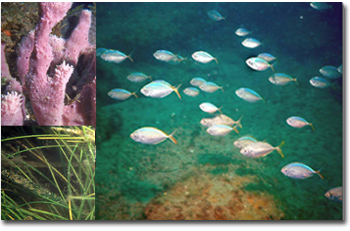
xmin=96 ymin=2 xmax=342 ymax=220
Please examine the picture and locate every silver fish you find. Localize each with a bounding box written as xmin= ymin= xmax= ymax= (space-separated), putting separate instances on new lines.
xmin=309 ymin=76 xmax=331 ymax=88
xmin=319 ymin=65 xmax=342 ymax=79
xmin=183 ymin=87 xmax=200 ymax=97
xmin=141 ymin=80 xmax=182 ymax=99
xmin=325 ymin=186 xmax=343 ymax=203
xmin=246 ymin=57 xmax=274 ymax=72
xmin=310 ymin=2 xmax=332 ymax=10
xmin=100 ymin=49 xmax=133 ymax=63
xmin=127 ymin=72 xmax=152 ymax=82
xmin=235 ymin=87 xmax=265 ymax=103
xmin=153 ymin=50 xmax=185 ymax=64
xmin=199 ymin=81 xmax=224 ymax=93
xmin=233 ymin=136 xmax=257 ymax=149
xmin=242 ymin=38 xmax=261 ymax=49
xmin=257 ymin=53 xmax=276 ymax=63
xmin=192 ymin=51 xmax=218 ymax=64
xmin=269 ymin=73 xmax=299 ymax=86
xmin=199 ymin=102 xmax=222 ymax=114
xmin=108 ymin=88 xmax=138 ymax=100
xmin=281 ymin=162 xmax=323 ymax=179
xmin=207 ymin=124 xmax=239 ymax=136
xmin=235 ymin=28 xmax=251 ymax=37
xmin=200 ymin=114 xmax=242 ymax=128
xmin=207 ymin=10 xmax=225 ymax=21
xmin=190 ymin=77 xmax=207 ymax=86
xmin=130 ymin=127 xmax=177 ymax=144
xmin=286 ymin=116 xmax=315 ymax=131
xmin=240 ymin=141 xmax=285 ymax=158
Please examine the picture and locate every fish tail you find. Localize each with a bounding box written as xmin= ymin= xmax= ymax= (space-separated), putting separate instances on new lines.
xmin=236 ymin=115 xmax=243 ymax=128
xmin=276 ymin=141 xmax=285 ymax=158
xmin=214 ymin=57 xmax=219 ymax=64
xmin=173 ymin=83 xmax=182 ymax=100
xmin=220 ymin=86 xmax=225 ymax=93
xmin=148 ymin=76 xmax=153 ymax=81
xmin=294 ymin=78 xmax=299 ymax=86
xmin=127 ymin=55 xmax=134 ymax=62
xmin=270 ymin=64 xmax=275 ymax=73
xmin=315 ymin=170 xmax=324 ymax=179
xmin=218 ymin=106 xmax=223 ymax=114
xmin=233 ymin=125 xmax=239 ymax=134
xmin=168 ymin=130 xmax=178 ymax=144
xmin=262 ymin=97 xmax=266 ymax=103
xmin=309 ymin=123 xmax=315 ymax=131
xmin=131 ymin=92 xmax=138 ymax=98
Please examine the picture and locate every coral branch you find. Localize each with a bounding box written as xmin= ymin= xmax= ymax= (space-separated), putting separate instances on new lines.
xmin=1 ymin=92 xmax=24 ymax=125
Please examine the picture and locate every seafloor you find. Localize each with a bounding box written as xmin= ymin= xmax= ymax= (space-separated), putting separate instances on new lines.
xmin=96 ymin=2 xmax=343 ymax=220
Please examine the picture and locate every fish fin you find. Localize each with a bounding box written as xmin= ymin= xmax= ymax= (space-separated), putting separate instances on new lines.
xmin=148 ymin=76 xmax=153 ymax=81
xmin=173 ymin=83 xmax=182 ymax=100
xmin=262 ymin=97 xmax=266 ymax=103
xmin=276 ymin=141 xmax=285 ymax=158
xmin=309 ymin=123 xmax=315 ymax=131
xmin=127 ymin=50 xmax=134 ymax=62
xmin=270 ymin=63 xmax=275 ymax=73
xmin=233 ymin=126 xmax=239 ymax=134
xmin=315 ymin=170 xmax=324 ymax=179
xmin=127 ymin=55 xmax=133 ymax=62
xmin=131 ymin=92 xmax=138 ymax=98
xmin=236 ymin=115 xmax=243 ymax=128
xmin=294 ymin=78 xmax=299 ymax=86
xmin=218 ymin=106 xmax=223 ymax=114
xmin=220 ymin=86 xmax=225 ymax=93
xmin=168 ymin=130 xmax=178 ymax=144
xmin=214 ymin=57 xmax=219 ymax=64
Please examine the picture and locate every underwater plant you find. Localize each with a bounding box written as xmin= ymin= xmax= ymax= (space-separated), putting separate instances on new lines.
xmin=1 ymin=126 xmax=95 ymax=220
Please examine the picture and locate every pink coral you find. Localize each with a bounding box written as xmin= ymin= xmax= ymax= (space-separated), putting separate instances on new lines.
xmin=1 ymin=2 xmax=96 ymax=126
xmin=1 ymin=92 xmax=24 ymax=125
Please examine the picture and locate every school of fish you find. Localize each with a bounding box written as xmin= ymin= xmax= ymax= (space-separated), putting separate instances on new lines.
xmin=98 ymin=3 xmax=342 ymax=205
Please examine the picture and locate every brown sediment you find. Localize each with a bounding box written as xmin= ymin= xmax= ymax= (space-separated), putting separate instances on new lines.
xmin=144 ymin=171 xmax=284 ymax=220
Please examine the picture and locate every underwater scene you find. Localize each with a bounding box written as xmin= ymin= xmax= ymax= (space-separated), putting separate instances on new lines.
xmin=96 ymin=2 xmax=343 ymax=220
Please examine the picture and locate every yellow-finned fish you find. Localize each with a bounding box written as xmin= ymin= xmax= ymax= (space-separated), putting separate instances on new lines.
xmin=207 ymin=10 xmax=225 ymax=21
xmin=269 ymin=73 xmax=299 ymax=86
xmin=100 ymin=49 xmax=133 ymax=63
xmin=281 ymin=162 xmax=324 ymax=179
xmin=199 ymin=102 xmax=222 ymax=114
xmin=233 ymin=136 xmax=257 ymax=149
xmin=257 ymin=53 xmax=276 ymax=63
xmin=242 ymin=38 xmax=261 ymax=49
xmin=235 ymin=87 xmax=265 ymax=103
xmin=108 ymin=88 xmax=138 ymax=100
xmin=201 ymin=114 xmax=242 ymax=128
xmin=206 ymin=124 xmax=239 ymax=136
xmin=190 ymin=77 xmax=207 ymax=87
xmin=319 ymin=65 xmax=341 ymax=79
xmin=183 ymin=87 xmax=200 ymax=97
xmin=246 ymin=57 xmax=275 ymax=72
xmin=309 ymin=77 xmax=331 ymax=89
xmin=240 ymin=141 xmax=284 ymax=158
xmin=199 ymin=81 xmax=224 ymax=93
xmin=235 ymin=28 xmax=251 ymax=37
xmin=130 ymin=127 xmax=177 ymax=145
xmin=286 ymin=116 xmax=315 ymax=131
xmin=141 ymin=80 xmax=182 ymax=99
xmin=127 ymin=72 xmax=152 ymax=82
xmin=192 ymin=51 xmax=218 ymax=64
